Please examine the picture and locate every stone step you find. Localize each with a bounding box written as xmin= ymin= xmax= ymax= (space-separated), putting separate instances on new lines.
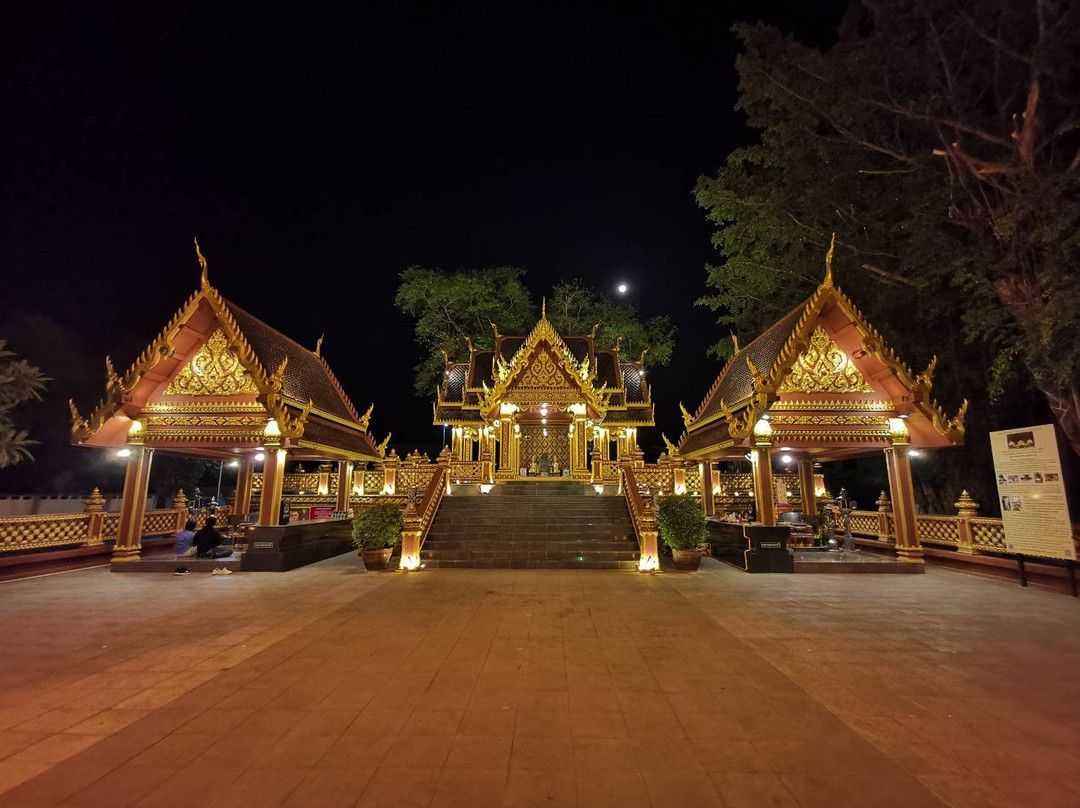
xmin=421 ymin=558 xmax=640 ymax=570
xmin=423 ymin=539 xmax=636 ymax=551
xmin=422 ymin=491 xmax=637 ymax=569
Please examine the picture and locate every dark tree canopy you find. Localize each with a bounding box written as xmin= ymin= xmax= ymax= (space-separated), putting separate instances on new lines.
xmin=0 ymin=340 xmax=48 ymax=468
xmin=396 ymin=269 xmax=676 ymax=395
xmin=547 ymin=279 xmax=675 ymax=368
xmin=695 ymin=0 xmax=1080 ymax=474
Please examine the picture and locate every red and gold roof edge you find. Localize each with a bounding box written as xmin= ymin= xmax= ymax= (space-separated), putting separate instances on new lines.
xmin=71 ymin=262 xmax=378 ymax=459
xmin=679 ymin=261 xmax=967 ymax=453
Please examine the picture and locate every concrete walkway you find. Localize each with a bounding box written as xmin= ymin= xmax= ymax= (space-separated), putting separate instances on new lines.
xmin=0 ymin=556 xmax=1077 ymax=807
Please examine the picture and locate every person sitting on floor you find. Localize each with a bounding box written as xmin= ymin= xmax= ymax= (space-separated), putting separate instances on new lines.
xmin=194 ymin=516 xmax=226 ymax=558
xmin=175 ymin=519 xmax=197 ymax=558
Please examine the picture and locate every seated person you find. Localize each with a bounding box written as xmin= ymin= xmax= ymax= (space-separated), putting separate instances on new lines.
xmin=175 ymin=519 xmax=197 ymax=557
xmin=194 ymin=516 xmax=226 ymax=558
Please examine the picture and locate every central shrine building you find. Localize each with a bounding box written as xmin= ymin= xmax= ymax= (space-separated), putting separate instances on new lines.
xmin=433 ymin=304 xmax=654 ymax=484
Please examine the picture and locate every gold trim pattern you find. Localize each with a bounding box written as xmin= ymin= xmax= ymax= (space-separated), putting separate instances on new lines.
xmin=164 ymin=329 xmax=259 ymax=396
xmin=769 ymin=399 xmax=893 ymax=411
xmin=777 ymin=326 xmax=874 ymax=394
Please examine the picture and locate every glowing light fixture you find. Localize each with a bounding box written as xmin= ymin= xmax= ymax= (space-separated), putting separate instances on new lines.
xmin=264 ymin=418 xmax=282 ymax=437
xmin=617 ymin=283 xmax=629 ymax=294
xmin=229 ymin=460 xmax=240 ymax=468
xmin=908 ymin=449 xmax=921 ymax=457
xmin=542 ymin=428 xmax=548 ymax=437
xmin=593 ymin=484 xmax=604 ymax=495
xmin=400 ymin=555 xmax=420 ymax=571
xmin=254 ymin=452 xmax=265 ymax=462
xmin=753 ymin=418 xmax=772 ymax=438
xmin=638 ymin=555 xmax=659 ymax=571
xmin=116 ymin=448 xmax=132 ymax=458
xmin=780 ymin=454 xmax=792 ymax=464
xmin=479 ymin=484 xmax=493 ymax=495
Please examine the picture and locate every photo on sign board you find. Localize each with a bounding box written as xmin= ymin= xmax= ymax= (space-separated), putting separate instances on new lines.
xmin=1034 ymin=472 xmax=1043 ymax=483
xmin=998 ymin=474 xmax=1007 ymax=485
xmin=1002 ymin=496 xmax=1011 ymax=511
xmin=1008 ymin=475 xmax=1019 ymax=484
xmin=1011 ymin=496 xmax=1022 ymax=511
xmin=1046 ymin=472 xmax=1060 ymax=482
xmin=1006 ymin=430 xmax=1035 ymax=449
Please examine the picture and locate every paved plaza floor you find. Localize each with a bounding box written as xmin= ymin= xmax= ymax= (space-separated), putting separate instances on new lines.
xmin=0 ymin=556 xmax=1077 ymax=808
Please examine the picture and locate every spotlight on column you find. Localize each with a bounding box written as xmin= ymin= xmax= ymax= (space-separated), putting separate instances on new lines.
xmin=254 ymin=452 xmax=265 ymax=462
xmin=116 ymin=448 xmax=132 ymax=458
xmin=780 ymin=454 xmax=792 ymax=464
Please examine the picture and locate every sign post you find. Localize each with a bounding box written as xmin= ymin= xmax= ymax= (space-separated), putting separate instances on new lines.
xmin=990 ymin=424 xmax=1076 ymax=591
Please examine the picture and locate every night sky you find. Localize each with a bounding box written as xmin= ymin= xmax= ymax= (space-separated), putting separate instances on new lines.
xmin=1 ymin=3 xmax=848 ymax=493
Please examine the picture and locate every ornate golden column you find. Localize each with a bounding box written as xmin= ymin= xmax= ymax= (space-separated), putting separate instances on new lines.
xmin=797 ymin=458 xmax=817 ymax=516
xmin=571 ymin=417 xmax=588 ymax=478
xmin=336 ymin=461 xmax=354 ymax=512
xmin=497 ymin=417 xmax=513 ymax=477
xmin=258 ymin=420 xmax=289 ymax=526
xmin=479 ymin=426 xmax=494 ymax=483
xmin=700 ymin=462 xmax=715 ymax=517
xmin=114 ymin=445 xmax=154 ymax=561
xmin=884 ymin=419 xmax=922 ymax=563
xmin=234 ymin=457 xmax=255 ymax=517
xmin=451 ymin=426 xmax=463 ymax=460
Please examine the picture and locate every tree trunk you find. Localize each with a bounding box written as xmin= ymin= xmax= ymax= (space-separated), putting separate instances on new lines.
xmin=1043 ymin=385 xmax=1080 ymax=459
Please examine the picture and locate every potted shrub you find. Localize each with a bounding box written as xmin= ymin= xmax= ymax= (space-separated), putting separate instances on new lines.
xmin=352 ymin=503 xmax=403 ymax=570
xmin=658 ymin=495 xmax=708 ymax=571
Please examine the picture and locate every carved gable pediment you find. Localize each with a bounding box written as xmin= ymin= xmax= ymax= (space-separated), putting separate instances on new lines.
xmin=506 ymin=345 xmax=580 ymax=404
xmin=164 ymin=328 xmax=259 ymax=396
xmin=778 ymin=325 xmax=874 ymax=395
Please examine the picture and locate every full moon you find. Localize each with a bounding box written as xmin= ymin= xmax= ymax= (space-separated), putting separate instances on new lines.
xmin=617 ymin=283 xmax=628 ymax=294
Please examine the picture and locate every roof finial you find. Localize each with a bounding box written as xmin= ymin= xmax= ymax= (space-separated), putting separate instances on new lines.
xmin=194 ymin=237 xmax=209 ymax=287
xmin=541 ymin=297 xmax=547 ymax=320
xmin=824 ymin=232 xmax=836 ymax=286
xmin=314 ymin=333 xmax=324 ymax=357
xmin=730 ymin=332 xmax=740 ymax=353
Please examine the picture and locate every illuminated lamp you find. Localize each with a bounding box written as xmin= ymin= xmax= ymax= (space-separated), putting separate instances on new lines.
xmin=254 ymin=452 xmax=265 ymax=462
xmin=638 ymin=555 xmax=659 ymax=571
xmin=400 ymin=555 xmax=420 ymax=571
xmin=116 ymin=448 xmax=132 ymax=458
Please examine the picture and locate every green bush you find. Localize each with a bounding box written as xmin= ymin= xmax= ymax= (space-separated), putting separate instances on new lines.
xmin=352 ymin=504 xmax=403 ymax=550
xmin=657 ymin=495 xmax=707 ymax=550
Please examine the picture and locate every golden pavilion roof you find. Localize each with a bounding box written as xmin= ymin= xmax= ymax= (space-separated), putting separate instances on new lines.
xmin=679 ymin=243 xmax=966 ymax=460
xmin=435 ymin=303 xmax=654 ymax=427
xmin=70 ymin=246 xmax=382 ymax=461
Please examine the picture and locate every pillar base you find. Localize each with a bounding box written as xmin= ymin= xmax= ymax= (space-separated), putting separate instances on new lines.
xmin=895 ymin=548 xmax=925 ymax=564
xmin=112 ymin=547 xmax=142 ymax=562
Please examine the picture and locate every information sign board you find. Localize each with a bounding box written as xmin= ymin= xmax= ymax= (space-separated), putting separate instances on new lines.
xmin=990 ymin=424 xmax=1075 ymax=560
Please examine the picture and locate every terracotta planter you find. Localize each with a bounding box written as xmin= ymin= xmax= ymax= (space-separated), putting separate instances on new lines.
xmin=360 ymin=547 xmax=394 ymax=570
xmin=672 ymin=548 xmax=703 ymax=571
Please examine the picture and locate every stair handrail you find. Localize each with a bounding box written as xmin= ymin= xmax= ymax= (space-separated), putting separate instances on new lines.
xmin=620 ymin=464 xmax=660 ymax=571
xmin=399 ymin=463 xmax=448 ymax=570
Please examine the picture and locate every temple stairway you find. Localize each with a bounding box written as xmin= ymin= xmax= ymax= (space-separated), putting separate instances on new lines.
xmin=420 ymin=481 xmax=639 ymax=569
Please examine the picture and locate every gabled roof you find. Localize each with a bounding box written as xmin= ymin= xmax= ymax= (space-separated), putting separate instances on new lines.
xmin=432 ymin=303 xmax=654 ymax=427
xmin=679 ymin=243 xmax=966 ymax=458
xmin=70 ymin=247 xmax=381 ymax=460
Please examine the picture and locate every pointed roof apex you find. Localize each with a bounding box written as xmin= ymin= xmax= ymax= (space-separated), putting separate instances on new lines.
xmin=541 ymin=297 xmax=547 ymax=320
xmin=730 ymin=332 xmax=740 ymax=353
xmin=823 ymin=232 xmax=836 ymax=287
xmin=314 ymin=333 xmax=324 ymax=357
xmin=194 ymin=237 xmax=209 ymax=287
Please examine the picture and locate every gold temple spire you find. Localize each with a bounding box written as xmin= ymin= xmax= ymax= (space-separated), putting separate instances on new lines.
xmin=541 ymin=297 xmax=547 ymax=320
xmin=823 ymin=232 xmax=836 ymax=287
xmin=314 ymin=334 xmax=324 ymax=357
xmin=730 ymin=333 xmax=740 ymax=353
xmin=194 ymin=237 xmax=209 ymax=287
